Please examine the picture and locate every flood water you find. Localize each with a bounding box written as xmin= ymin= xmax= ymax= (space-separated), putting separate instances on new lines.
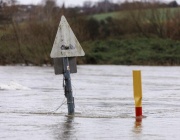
xmin=0 ymin=65 xmax=180 ymax=140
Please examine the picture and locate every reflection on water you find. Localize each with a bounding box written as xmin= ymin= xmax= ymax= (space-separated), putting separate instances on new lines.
xmin=55 ymin=116 xmax=76 ymax=140
xmin=0 ymin=65 xmax=180 ymax=140
xmin=133 ymin=118 xmax=142 ymax=134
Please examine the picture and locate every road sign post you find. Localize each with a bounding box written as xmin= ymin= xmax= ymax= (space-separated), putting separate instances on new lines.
xmin=63 ymin=57 xmax=74 ymax=115
xmin=50 ymin=15 xmax=85 ymax=115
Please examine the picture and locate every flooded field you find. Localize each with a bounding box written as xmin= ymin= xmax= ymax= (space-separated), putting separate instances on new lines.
xmin=0 ymin=65 xmax=180 ymax=140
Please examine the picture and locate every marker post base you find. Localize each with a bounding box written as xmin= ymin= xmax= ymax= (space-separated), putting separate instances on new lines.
xmin=135 ymin=107 xmax=142 ymax=117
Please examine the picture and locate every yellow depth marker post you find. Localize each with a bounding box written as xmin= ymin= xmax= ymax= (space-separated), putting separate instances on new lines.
xmin=133 ymin=70 xmax=142 ymax=118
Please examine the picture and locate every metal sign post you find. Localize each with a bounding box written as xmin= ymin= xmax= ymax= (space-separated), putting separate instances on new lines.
xmin=50 ymin=15 xmax=85 ymax=115
xmin=63 ymin=57 xmax=74 ymax=115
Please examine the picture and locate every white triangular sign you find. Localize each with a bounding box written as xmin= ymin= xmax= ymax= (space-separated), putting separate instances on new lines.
xmin=50 ymin=15 xmax=85 ymax=58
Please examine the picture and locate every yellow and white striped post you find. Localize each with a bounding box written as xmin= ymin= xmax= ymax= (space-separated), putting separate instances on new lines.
xmin=133 ymin=70 xmax=142 ymax=118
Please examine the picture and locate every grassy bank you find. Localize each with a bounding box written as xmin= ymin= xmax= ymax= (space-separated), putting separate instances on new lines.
xmin=81 ymin=37 xmax=180 ymax=65
xmin=1 ymin=27 xmax=180 ymax=66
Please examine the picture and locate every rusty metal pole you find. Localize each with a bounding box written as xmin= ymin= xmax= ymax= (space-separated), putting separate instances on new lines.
xmin=63 ymin=57 xmax=75 ymax=115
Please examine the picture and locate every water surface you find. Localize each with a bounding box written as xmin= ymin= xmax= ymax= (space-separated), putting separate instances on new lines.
xmin=0 ymin=65 xmax=180 ymax=140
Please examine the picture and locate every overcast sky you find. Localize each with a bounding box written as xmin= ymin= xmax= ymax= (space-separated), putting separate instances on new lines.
xmin=17 ymin=0 xmax=180 ymax=6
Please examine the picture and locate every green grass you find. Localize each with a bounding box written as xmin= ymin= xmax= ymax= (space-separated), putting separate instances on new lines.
xmin=90 ymin=7 xmax=180 ymax=21
xmin=82 ymin=37 xmax=180 ymax=65
xmin=90 ymin=11 xmax=127 ymax=20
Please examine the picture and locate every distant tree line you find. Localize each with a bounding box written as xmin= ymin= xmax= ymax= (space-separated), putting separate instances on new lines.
xmin=0 ymin=0 xmax=180 ymax=65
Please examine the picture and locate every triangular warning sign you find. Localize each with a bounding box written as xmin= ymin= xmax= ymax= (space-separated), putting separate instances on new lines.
xmin=50 ymin=16 xmax=85 ymax=58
